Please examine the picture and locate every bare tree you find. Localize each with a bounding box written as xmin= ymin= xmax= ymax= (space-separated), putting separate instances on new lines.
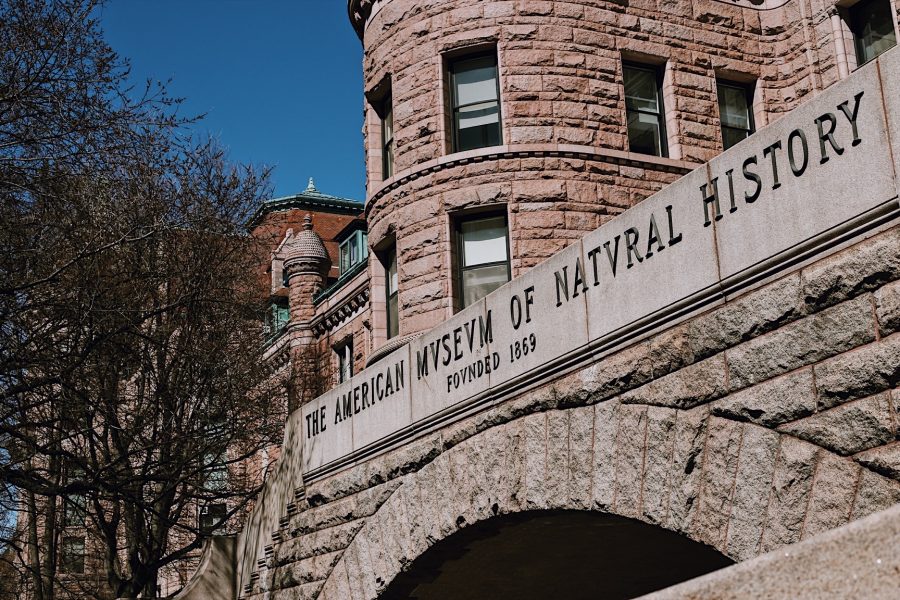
xmin=1 ymin=1 xmax=282 ymax=598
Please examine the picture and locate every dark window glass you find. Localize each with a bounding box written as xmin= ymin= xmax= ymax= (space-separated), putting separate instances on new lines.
xmin=200 ymin=503 xmax=227 ymax=535
xmin=623 ymin=64 xmax=668 ymax=157
xmin=382 ymin=96 xmax=394 ymax=178
xmin=457 ymin=215 xmax=510 ymax=308
xmin=450 ymin=54 xmax=502 ymax=152
xmin=385 ymin=247 xmax=399 ymax=339
xmin=850 ymin=0 xmax=897 ymax=65
xmin=717 ymin=81 xmax=755 ymax=150
xmin=63 ymin=494 xmax=86 ymax=528
xmin=337 ymin=341 xmax=353 ymax=383
xmin=264 ymin=302 xmax=289 ymax=341
xmin=339 ymin=231 xmax=368 ymax=275
xmin=60 ymin=537 xmax=85 ymax=574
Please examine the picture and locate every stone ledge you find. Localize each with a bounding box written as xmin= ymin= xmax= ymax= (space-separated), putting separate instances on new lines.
xmin=364 ymin=143 xmax=699 ymax=214
xmin=636 ymin=502 xmax=900 ymax=600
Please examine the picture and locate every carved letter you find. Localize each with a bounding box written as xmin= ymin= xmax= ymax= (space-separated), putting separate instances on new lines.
xmin=815 ymin=112 xmax=844 ymax=163
xmin=787 ymin=129 xmax=809 ymax=176
xmin=742 ymin=155 xmax=762 ymax=203
xmin=762 ymin=140 xmax=783 ymax=189
xmin=624 ymin=227 xmax=643 ymax=269
xmin=837 ymin=91 xmax=864 ymax=147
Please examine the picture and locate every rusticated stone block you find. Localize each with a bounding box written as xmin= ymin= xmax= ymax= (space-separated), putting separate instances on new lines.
xmin=875 ymin=279 xmax=900 ymax=336
xmin=727 ymin=295 xmax=876 ymax=390
xmin=851 ymin=468 xmax=900 ymax=520
xmin=621 ymin=354 xmax=728 ymax=409
xmin=686 ymin=273 xmax=805 ymax=360
xmin=567 ymin=406 xmax=595 ymax=509
xmin=546 ymin=410 xmax=570 ymax=509
xmin=712 ymin=368 xmax=816 ymax=427
xmin=802 ymin=453 xmax=858 ymax=539
xmin=591 ymin=400 xmax=620 ymax=510
xmin=642 ymin=406 xmax=677 ymax=525
xmin=801 ymin=227 xmax=900 ymax=312
xmin=667 ymin=406 xmax=709 ymax=534
xmin=613 ymin=404 xmax=647 ymax=518
xmin=777 ymin=393 xmax=895 ymax=456
xmin=724 ymin=424 xmax=779 ymax=561
xmin=855 ymin=441 xmax=900 ymax=481
xmin=759 ymin=436 xmax=818 ymax=553
xmin=693 ymin=417 xmax=743 ymax=550
xmin=567 ymin=342 xmax=653 ymax=404
xmin=318 ymin=561 xmax=351 ymax=600
xmin=813 ymin=333 xmax=900 ymax=409
xmin=522 ymin=412 xmax=549 ymax=510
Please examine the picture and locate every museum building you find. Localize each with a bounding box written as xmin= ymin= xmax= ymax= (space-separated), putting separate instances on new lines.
xmin=177 ymin=0 xmax=900 ymax=598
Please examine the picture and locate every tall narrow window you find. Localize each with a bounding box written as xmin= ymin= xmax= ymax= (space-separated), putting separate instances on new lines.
xmin=63 ymin=494 xmax=86 ymax=528
xmin=385 ymin=247 xmax=399 ymax=339
xmin=339 ymin=230 xmax=368 ymax=275
xmin=456 ymin=214 xmax=510 ymax=309
xmin=717 ymin=81 xmax=755 ymax=150
xmin=449 ymin=53 xmax=502 ymax=152
xmin=336 ymin=340 xmax=353 ymax=383
xmin=623 ymin=63 xmax=668 ymax=157
xmin=382 ymin=95 xmax=394 ymax=178
xmin=850 ymin=0 xmax=897 ymax=65
xmin=60 ymin=537 xmax=85 ymax=573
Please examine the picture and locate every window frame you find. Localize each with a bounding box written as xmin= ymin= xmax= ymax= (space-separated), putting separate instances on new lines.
xmin=336 ymin=339 xmax=353 ymax=384
xmin=60 ymin=536 xmax=85 ymax=574
xmin=847 ymin=0 xmax=898 ymax=66
xmin=454 ymin=211 xmax=511 ymax=311
xmin=716 ymin=79 xmax=756 ymax=151
xmin=339 ymin=230 xmax=369 ymax=275
xmin=622 ymin=62 xmax=669 ymax=158
xmin=448 ymin=51 xmax=503 ymax=153
xmin=384 ymin=245 xmax=399 ymax=339
xmin=381 ymin=94 xmax=394 ymax=179
xmin=199 ymin=502 xmax=228 ymax=536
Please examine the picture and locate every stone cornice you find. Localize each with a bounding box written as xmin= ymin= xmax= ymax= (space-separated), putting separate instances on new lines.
xmin=365 ymin=143 xmax=699 ymax=217
xmin=348 ymin=0 xmax=792 ymax=40
xmin=310 ymin=284 xmax=370 ymax=336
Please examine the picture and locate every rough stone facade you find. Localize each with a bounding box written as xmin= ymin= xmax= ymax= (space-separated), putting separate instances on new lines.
xmin=355 ymin=0 xmax=900 ymax=346
xmin=193 ymin=1 xmax=900 ymax=599
xmin=236 ymin=224 xmax=900 ymax=600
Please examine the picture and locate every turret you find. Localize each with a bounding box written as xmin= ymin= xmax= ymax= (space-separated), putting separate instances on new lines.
xmin=282 ymin=214 xmax=331 ymax=408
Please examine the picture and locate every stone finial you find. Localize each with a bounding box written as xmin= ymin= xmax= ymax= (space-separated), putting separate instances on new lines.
xmin=283 ymin=214 xmax=331 ymax=279
xmin=305 ymin=177 xmax=317 ymax=193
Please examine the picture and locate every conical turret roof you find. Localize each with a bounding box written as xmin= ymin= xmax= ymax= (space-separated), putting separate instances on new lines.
xmin=284 ymin=215 xmax=330 ymax=264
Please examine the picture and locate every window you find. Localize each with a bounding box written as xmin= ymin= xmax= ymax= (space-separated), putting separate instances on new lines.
xmin=717 ymin=81 xmax=755 ymax=150
xmin=623 ymin=63 xmax=668 ymax=157
xmin=385 ymin=247 xmax=399 ymax=339
xmin=62 ymin=494 xmax=86 ymax=528
xmin=382 ymin=95 xmax=394 ymax=178
xmin=60 ymin=537 xmax=85 ymax=574
xmin=199 ymin=503 xmax=227 ymax=535
xmin=849 ymin=0 xmax=897 ymax=65
xmin=449 ymin=53 xmax=502 ymax=152
xmin=336 ymin=340 xmax=353 ymax=383
xmin=456 ymin=214 xmax=510 ymax=309
xmin=264 ymin=301 xmax=289 ymax=341
xmin=339 ymin=230 xmax=368 ymax=275
xmin=63 ymin=467 xmax=86 ymax=528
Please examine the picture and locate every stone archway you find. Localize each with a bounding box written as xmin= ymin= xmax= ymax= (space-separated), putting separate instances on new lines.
xmin=379 ymin=510 xmax=733 ymax=599
xmin=309 ymin=398 xmax=900 ymax=599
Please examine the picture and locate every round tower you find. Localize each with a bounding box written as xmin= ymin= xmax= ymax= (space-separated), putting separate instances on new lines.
xmin=347 ymin=0 xmax=847 ymax=354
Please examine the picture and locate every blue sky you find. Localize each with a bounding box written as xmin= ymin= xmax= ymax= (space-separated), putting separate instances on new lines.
xmin=99 ymin=1 xmax=366 ymax=201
